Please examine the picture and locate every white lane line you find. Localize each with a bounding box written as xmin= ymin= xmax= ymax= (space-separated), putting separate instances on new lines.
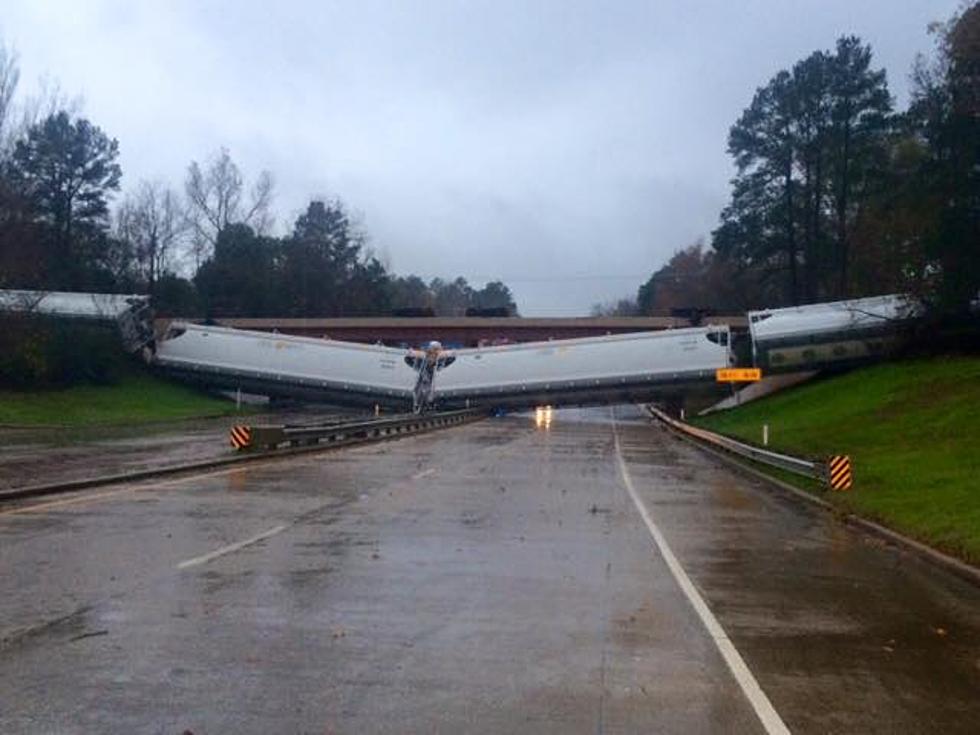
xmin=176 ymin=524 xmax=289 ymax=570
xmin=612 ymin=417 xmax=791 ymax=735
xmin=411 ymin=468 xmax=437 ymax=480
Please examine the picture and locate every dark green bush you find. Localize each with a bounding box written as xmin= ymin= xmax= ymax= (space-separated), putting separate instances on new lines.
xmin=0 ymin=316 xmax=130 ymax=388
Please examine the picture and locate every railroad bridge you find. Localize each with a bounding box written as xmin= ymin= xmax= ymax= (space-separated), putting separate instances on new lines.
xmin=3 ymin=289 xmax=915 ymax=412
xmin=195 ymin=315 xmax=749 ymax=347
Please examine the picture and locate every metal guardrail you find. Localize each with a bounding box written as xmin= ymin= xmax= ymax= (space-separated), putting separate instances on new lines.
xmin=231 ymin=408 xmax=486 ymax=451
xmin=647 ymin=405 xmax=826 ymax=482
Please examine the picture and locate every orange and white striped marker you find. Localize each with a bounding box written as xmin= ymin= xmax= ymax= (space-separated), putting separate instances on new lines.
xmin=229 ymin=425 xmax=252 ymax=450
xmin=828 ymin=455 xmax=852 ymax=490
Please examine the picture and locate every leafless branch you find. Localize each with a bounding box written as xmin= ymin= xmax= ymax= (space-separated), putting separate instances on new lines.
xmin=184 ymin=148 xmax=276 ymax=260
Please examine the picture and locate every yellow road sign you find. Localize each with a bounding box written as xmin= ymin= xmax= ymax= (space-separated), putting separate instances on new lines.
xmin=716 ymin=368 xmax=762 ymax=382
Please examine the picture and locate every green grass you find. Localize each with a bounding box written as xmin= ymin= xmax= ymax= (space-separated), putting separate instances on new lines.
xmin=693 ymin=357 xmax=980 ymax=564
xmin=0 ymin=370 xmax=248 ymax=427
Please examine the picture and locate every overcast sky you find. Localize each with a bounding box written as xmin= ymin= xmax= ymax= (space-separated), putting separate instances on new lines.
xmin=2 ymin=1 xmax=959 ymax=314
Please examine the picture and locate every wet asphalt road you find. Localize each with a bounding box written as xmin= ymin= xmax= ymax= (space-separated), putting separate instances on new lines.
xmin=0 ymin=408 xmax=358 ymax=491
xmin=1 ymin=405 xmax=979 ymax=733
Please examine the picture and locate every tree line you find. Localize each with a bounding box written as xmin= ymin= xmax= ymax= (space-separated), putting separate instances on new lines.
xmin=602 ymin=6 xmax=979 ymax=318
xmin=0 ymin=45 xmax=517 ymax=319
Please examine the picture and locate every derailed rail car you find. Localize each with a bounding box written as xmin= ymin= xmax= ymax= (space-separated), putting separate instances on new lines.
xmin=0 ymin=289 xmax=153 ymax=351
xmin=152 ymin=322 xmax=733 ymax=410
xmin=748 ymin=294 xmax=921 ymax=372
xmin=152 ymin=323 xmax=418 ymax=408
xmin=439 ymin=325 xmax=733 ymax=408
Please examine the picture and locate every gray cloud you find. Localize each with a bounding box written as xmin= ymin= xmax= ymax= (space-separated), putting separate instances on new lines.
xmin=2 ymin=0 xmax=958 ymax=313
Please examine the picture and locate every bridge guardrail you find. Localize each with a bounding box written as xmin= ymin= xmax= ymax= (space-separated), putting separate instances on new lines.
xmin=646 ymin=405 xmax=826 ymax=482
xmin=231 ymin=408 xmax=486 ymax=451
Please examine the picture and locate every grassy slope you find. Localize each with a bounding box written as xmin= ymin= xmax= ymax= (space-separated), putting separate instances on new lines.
xmin=694 ymin=357 xmax=980 ymax=564
xmin=0 ymin=370 xmax=245 ymax=426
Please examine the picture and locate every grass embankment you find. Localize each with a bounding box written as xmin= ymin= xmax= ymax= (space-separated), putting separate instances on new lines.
xmin=0 ymin=370 xmax=246 ymax=427
xmin=693 ymin=357 xmax=980 ymax=564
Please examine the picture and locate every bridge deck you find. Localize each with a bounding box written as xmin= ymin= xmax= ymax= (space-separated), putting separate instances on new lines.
xmin=179 ymin=315 xmax=749 ymax=346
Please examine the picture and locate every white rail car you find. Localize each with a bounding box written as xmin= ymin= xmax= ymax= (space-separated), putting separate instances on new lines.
xmin=152 ymin=322 xmax=732 ymax=409
xmin=153 ymin=323 xmax=417 ymax=406
xmin=748 ymin=294 xmax=921 ymax=371
xmin=0 ymin=289 xmax=153 ymax=351
xmin=440 ymin=326 xmax=733 ymax=407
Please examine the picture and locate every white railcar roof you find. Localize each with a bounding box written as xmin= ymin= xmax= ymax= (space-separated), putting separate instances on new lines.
xmin=165 ymin=321 xmax=729 ymax=356
xmin=748 ymin=294 xmax=920 ymax=342
xmin=0 ymin=289 xmax=148 ymax=319
xmin=453 ymin=324 xmax=729 ymax=355
xmin=165 ymin=322 xmax=408 ymax=356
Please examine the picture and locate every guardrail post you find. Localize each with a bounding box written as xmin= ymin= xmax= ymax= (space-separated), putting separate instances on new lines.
xmin=249 ymin=426 xmax=286 ymax=450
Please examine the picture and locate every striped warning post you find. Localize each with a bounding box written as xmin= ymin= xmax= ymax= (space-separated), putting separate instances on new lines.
xmin=828 ymin=455 xmax=852 ymax=490
xmin=229 ymin=425 xmax=252 ymax=450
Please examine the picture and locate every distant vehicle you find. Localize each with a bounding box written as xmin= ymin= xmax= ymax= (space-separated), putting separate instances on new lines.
xmin=748 ymin=294 xmax=922 ymax=371
xmin=669 ymin=306 xmax=714 ymax=326
xmin=464 ymin=307 xmax=512 ymax=317
xmin=391 ymin=307 xmax=436 ymax=317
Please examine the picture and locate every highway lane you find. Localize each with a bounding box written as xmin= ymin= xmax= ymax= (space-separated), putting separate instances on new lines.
xmin=1 ymin=406 xmax=979 ymax=733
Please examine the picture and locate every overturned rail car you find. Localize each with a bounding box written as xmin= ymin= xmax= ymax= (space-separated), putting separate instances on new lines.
xmin=748 ymin=294 xmax=921 ymax=372
xmin=437 ymin=326 xmax=733 ymax=408
xmin=153 ymin=323 xmax=416 ymax=407
xmin=152 ymin=322 xmax=733 ymax=410
xmin=0 ymin=289 xmax=154 ymax=351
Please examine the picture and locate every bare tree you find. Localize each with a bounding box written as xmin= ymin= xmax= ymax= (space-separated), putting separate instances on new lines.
xmin=0 ymin=40 xmax=20 ymax=158
xmin=0 ymin=39 xmax=85 ymax=160
xmin=13 ymin=75 xmax=83 ymax=139
xmin=184 ymin=148 xmax=274 ymax=266
xmin=590 ymin=298 xmax=639 ymax=317
xmin=116 ymin=181 xmax=187 ymax=294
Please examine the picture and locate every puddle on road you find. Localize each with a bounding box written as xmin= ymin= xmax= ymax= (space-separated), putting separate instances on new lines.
xmin=287 ymin=566 xmax=334 ymax=587
xmin=226 ymin=469 xmax=251 ymax=492
xmin=611 ymin=602 xmax=669 ymax=649
xmin=199 ymin=569 xmax=256 ymax=596
xmin=710 ymin=479 xmax=763 ymax=512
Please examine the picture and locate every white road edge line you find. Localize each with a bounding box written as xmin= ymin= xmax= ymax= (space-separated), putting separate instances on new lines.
xmin=612 ymin=417 xmax=792 ymax=735
xmin=411 ymin=468 xmax=437 ymax=480
xmin=177 ymin=524 xmax=290 ymax=570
